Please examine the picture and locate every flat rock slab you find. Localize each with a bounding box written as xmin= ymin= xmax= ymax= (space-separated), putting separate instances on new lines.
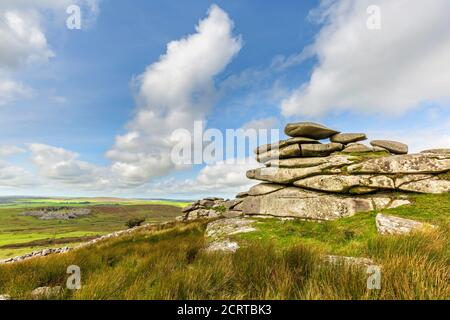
xmin=266 ymin=154 xmax=355 ymax=168
xmin=371 ymin=140 xmax=408 ymax=155
xmin=285 ymin=122 xmax=340 ymax=139
xmin=376 ymin=214 xmax=433 ymax=235
xmin=205 ymin=218 xmax=257 ymax=253
xmin=293 ymin=174 xmax=395 ymax=193
xmin=348 ymin=154 xmax=450 ymax=174
xmin=31 ymin=286 xmax=63 ymax=299
xmin=257 ymin=144 xmax=301 ymax=163
xmin=248 ymin=183 xmax=286 ymax=196
xmin=247 ymin=166 xmax=327 ymax=184
xmin=255 ymin=137 xmax=319 ymax=154
xmin=399 ymin=177 xmax=450 ymax=194
xmin=331 ymin=133 xmax=367 ymax=144
xmin=241 ymin=187 xmax=409 ymax=220
xmin=421 ymin=149 xmax=450 ymax=155
xmin=301 ymin=143 xmax=344 ymax=157
xmin=342 ymin=143 xmax=373 ymax=153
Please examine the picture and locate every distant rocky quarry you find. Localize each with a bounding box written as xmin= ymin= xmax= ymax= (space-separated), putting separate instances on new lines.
xmin=182 ymin=122 xmax=450 ymax=221
xmin=21 ymin=207 xmax=91 ymax=220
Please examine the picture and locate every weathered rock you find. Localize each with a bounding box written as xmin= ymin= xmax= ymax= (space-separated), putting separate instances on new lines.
xmin=370 ymin=140 xmax=408 ymax=155
xmin=399 ymin=177 xmax=450 ymax=194
xmin=255 ymin=137 xmax=319 ymax=154
xmin=376 ymin=214 xmax=433 ymax=235
xmin=182 ymin=201 xmax=200 ymax=213
xmin=331 ymin=133 xmax=367 ymax=144
xmin=348 ymin=154 xmax=450 ymax=174
xmin=247 ymin=166 xmax=326 ymax=184
xmin=205 ymin=218 xmax=256 ymax=253
xmin=301 ymin=143 xmax=343 ymax=157
xmin=223 ymin=199 xmax=243 ymax=210
xmin=185 ymin=209 xmax=220 ymax=221
xmin=257 ymin=144 xmax=301 ymax=163
xmin=248 ymin=183 xmax=286 ymax=196
xmin=394 ymin=174 xmax=433 ymax=188
xmin=206 ymin=218 xmax=257 ymax=239
xmin=373 ymin=146 xmax=389 ymax=152
xmin=241 ymin=187 xmax=407 ymax=220
xmin=266 ymin=154 xmax=354 ymax=168
xmin=285 ymin=122 xmax=340 ymax=139
xmin=293 ymin=174 xmax=395 ymax=193
xmin=206 ymin=240 xmax=240 ymax=253
xmin=31 ymin=286 xmax=63 ymax=299
xmin=421 ymin=149 xmax=450 ymax=155
xmin=341 ymin=143 xmax=373 ymax=153
xmin=0 ymin=294 xmax=11 ymax=300
xmin=236 ymin=191 xmax=249 ymax=199
xmin=222 ymin=210 xmax=243 ymax=218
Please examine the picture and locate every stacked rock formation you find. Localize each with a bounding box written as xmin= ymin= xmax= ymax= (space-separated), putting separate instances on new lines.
xmin=181 ymin=197 xmax=244 ymax=221
xmin=237 ymin=122 xmax=450 ymax=221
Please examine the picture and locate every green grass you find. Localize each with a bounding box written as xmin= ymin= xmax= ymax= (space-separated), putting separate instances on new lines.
xmin=0 ymin=197 xmax=191 ymax=209
xmin=0 ymin=193 xmax=448 ymax=299
xmin=237 ymin=193 xmax=450 ymax=257
xmin=0 ymin=197 xmax=188 ymax=259
xmin=0 ymin=220 xmax=447 ymax=300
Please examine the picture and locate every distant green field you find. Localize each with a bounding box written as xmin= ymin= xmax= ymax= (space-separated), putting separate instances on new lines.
xmin=0 ymin=197 xmax=190 ymax=208
xmin=0 ymin=197 xmax=190 ymax=259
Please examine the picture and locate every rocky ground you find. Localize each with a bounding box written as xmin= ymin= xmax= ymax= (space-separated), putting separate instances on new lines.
xmin=21 ymin=207 xmax=91 ymax=220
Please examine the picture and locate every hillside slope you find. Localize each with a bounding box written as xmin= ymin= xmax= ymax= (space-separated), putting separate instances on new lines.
xmin=0 ymin=193 xmax=449 ymax=300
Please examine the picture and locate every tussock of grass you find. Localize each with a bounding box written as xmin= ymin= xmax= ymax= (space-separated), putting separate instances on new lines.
xmin=0 ymin=217 xmax=448 ymax=300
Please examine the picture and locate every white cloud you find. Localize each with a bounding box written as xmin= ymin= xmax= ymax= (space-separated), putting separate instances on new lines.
xmin=281 ymin=0 xmax=450 ymax=117
xmin=241 ymin=117 xmax=279 ymax=131
xmin=29 ymin=144 xmax=111 ymax=189
xmin=0 ymin=10 xmax=54 ymax=69
xmin=0 ymin=78 xmax=33 ymax=105
xmin=0 ymin=145 xmax=26 ymax=158
xmin=150 ymin=158 xmax=258 ymax=197
xmin=0 ymin=161 xmax=35 ymax=188
xmin=0 ymin=0 xmax=100 ymax=105
xmin=367 ymin=118 xmax=450 ymax=153
xmin=107 ymin=5 xmax=242 ymax=186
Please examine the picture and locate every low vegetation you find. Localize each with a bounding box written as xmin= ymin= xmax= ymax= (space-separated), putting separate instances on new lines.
xmin=0 ymin=197 xmax=188 ymax=259
xmin=0 ymin=194 xmax=448 ymax=300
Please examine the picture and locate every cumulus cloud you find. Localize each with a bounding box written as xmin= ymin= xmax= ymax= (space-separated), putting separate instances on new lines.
xmin=281 ymin=0 xmax=450 ymax=117
xmin=0 ymin=77 xmax=33 ymax=105
xmin=0 ymin=145 xmax=26 ymax=158
xmin=29 ymin=144 xmax=111 ymax=190
xmin=0 ymin=0 xmax=100 ymax=106
xmin=107 ymin=5 xmax=242 ymax=186
xmin=150 ymin=158 xmax=258 ymax=196
xmin=0 ymin=161 xmax=36 ymax=188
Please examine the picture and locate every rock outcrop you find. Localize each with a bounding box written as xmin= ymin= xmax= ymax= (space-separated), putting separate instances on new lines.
xmin=181 ymin=197 xmax=244 ymax=221
xmin=205 ymin=218 xmax=256 ymax=253
xmin=181 ymin=122 xmax=449 ymax=222
xmin=237 ymin=122 xmax=449 ymax=220
xmin=375 ymin=214 xmax=435 ymax=235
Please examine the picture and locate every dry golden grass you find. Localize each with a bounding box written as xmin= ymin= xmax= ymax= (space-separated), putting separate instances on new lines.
xmin=0 ymin=221 xmax=448 ymax=300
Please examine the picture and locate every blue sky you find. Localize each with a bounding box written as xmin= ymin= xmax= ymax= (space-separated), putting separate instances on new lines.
xmin=1 ymin=0 xmax=450 ymax=198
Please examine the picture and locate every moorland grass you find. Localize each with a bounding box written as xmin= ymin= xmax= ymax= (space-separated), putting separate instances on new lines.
xmin=0 ymin=217 xmax=448 ymax=300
